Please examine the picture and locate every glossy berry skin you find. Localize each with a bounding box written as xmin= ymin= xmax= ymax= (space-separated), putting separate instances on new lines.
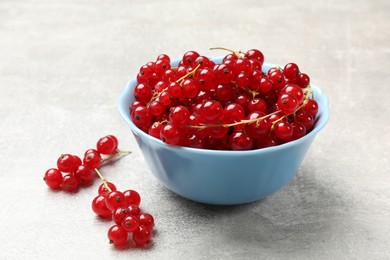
xmin=284 ymin=63 xmax=300 ymax=80
xmin=132 ymin=225 xmax=152 ymax=246
xmin=303 ymin=99 xmax=319 ymax=117
xmin=127 ymin=204 xmax=141 ymax=217
xmin=278 ymin=94 xmax=298 ymax=115
xmin=105 ymin=191 xmax=126 ymax=211
xmin=281 ymin=84 xmax=304 ymax=105
xmin=229 ymin=131 xmax=254 ymax=151
xmin=57 ymin=154 xmax=78 ymax=173
xmin=244 ymin=49 xmax=264 ymax=66
xmin=44 ymin=168 xmax=63 ymax=189
xmin=113 ymin=207 xmax=131 ymax=225
xmin=98 ymin=182 xmax=117 ymax=196
xmin=108 ymin=225 xmax=128 ymax=248
xmin=139 ymin=213 xmax=155 ymax=230
xmin=122 ymin=215 xmax=139 ymax=232
xmin=83 ymin=150 xmax=102 ymax=170
xmin=160 ymin=124 xmax=181 ymax=145
xmin=199 ymin=100 xmax=224 ymax=123
xmin=61 ymin=174 xmax=79 ymax=193
xmin=290 ymin=122 xmax=306 ymax=141
xmin=123 ymin=190 xmax=141 ymax=206
xmin=92 ymin=195 xmax=112 ymax=219
xmin=297 ymin=73 xmax=310 ymax=88
xmin=131 ymin=105 xmax=152 ymax=129
xmin=273 ymin=121 xmax=293 ymax=140
xmin=97 ymin=135 xmax=118 ymax=155
xmin=296 ymin=110 xmax=314 ymax=130
xmin=74 ymin=165 xmax=94 ymax=186
xmin=169 ymin=106 xmax=190 ymax=127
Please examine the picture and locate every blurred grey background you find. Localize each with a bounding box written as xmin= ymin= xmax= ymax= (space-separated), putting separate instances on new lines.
xmin=0 ymin=0 xmax=389 ymax=259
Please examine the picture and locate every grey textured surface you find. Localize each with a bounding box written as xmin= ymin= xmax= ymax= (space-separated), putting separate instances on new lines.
xmin=1 ymin=0 xmax=389 ymax=259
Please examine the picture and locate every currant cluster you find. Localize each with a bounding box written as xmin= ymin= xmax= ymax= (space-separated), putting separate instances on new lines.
xmin=43 ymin=135 xmax=122 ymax=192
xmin=130 ymin=47 xmax=319 ymax=150
xmin=92 ymin=182 xmax=155 ymax=248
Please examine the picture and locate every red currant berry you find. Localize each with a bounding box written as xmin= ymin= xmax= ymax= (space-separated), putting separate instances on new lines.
xmin=295 ymin=110 xmax=314 ymax=130
xmin=216 ymin=83 xmax=235 ymax=102
xmin=199 ymin=100 xmax=223 ymax=123
xmin=57 ymin=154 xmax=78 ymax=173
xmin=123 ymin=190 xmax=141 ymax=206
xmin=113 ymin=207 xmax=131 ymax=225
xmin=61 ymin=174 xmax=79 ymax=193
xmin=269 ymin=70 xmax=286 ymax=90
xmin=182 ymin=51 xmax=199 ymax=66
xmin=184 ymin=134 xmax=205 ymax=149
xmin=97 ymin=135 xmax=118 ymax=155
xmin=128 ymin=204 xmax=141 ymax=217
xmin=244 ymin=49 xmax=264 ymax=66
xmin=222 ymin=103 xmax=245 ymax=124
xmin=122 ymin=215 xmax=139 ymax=232
xmin=256 ymin=134 xmax=279 ymax=149
xmin=157 ymin=54 xmax=170 ymax=63
xmin=215 ymin=63 xmax=234 ymax=84
xmin=235 ymin=71 xmax=250 ymax=87
xmin=83 ymin=150 xmax=102 ymax=169
xmin=297 ymin=73 xmax=310 ymax=88
xmin=92 ymin=195 xmax=112 ymax=219
xmin=160 ymin=124 xmax=181 ymax=145
xmin=149 ymin=100 xmax=165 ymax=116
xmin=105 ymin=191 xmax=126 ymax=211
xmin=134 ymin=83 xmax=152 ymax=103
xmin=273 ymin=121 xmax=293 ymax=140
xmin=278 ymin=94 xmax=298 ymax=115
xmin=148 ymin=122 xmax=164 ymax=139
xmin=303 ymin=99 xmax=319 ymax=117
xmin=245 ymin=112 xmax=271 ymax=139
xmin=131 ymin=105 xmax=152 ymax=129
xmin=154 ymin=59 xmax=171 ymax=76
xmin=281 ymin=84 xmax=304 ymax=105
xmin=43 ymin=168 xmax=63 ymax=189
xmin=169 ymin=106 xmax=190 ymax=128
xmin=284 ymin=63 xmax=300 ymax=80
xmin=74 ymin=165 xmax=94 ymax=186
xmin=248 ymin=98 xmax=267 ymax=113
xmin=98 ymin=182 xmax=117 ymax=197
xmin=108 ymin=225 xmax=128 ymax=248
xmin=259 ymin=78 xmax=273 ymax=93
xmin=132 ymin=225 xmax=152 ymax=246
xmin=230 ymin=131 xmax=254 ymax=151
xmin=139 ymin=213 xmax=155 ymax=230
xmin=290 ymin=122 xmax=306 ymax=141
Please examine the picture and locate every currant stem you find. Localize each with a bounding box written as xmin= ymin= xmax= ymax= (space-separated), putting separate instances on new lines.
xmin=175 ymin=63 xmax=201 ymax=83
xmin=94 ymin=168 xmax=112 ymax=192
xmin=101 ymin=149 xmax=132 ymax=166
xmin=209 ymin=47 xmax=242 ymax=57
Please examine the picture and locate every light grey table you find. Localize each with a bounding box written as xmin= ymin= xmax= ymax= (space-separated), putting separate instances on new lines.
xmin=1 ymin=0 xmax=389 ymax=259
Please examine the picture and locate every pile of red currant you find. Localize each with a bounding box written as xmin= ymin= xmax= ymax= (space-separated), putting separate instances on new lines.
xmin=130 ymin=47 xmax=319 ymax=150
xmin=43 ymin=135 xmax=155 ymax=248
xmin=92 ymin=182 xmax=155 ymax=248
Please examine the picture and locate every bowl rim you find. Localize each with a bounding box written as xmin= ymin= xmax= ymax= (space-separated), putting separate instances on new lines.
xmin=118 ymin=60 xmax=329 ymax=156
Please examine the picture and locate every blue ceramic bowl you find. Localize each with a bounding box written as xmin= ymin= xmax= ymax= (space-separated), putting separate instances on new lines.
xmin=118 ymin=58 xmax=329 ymax=205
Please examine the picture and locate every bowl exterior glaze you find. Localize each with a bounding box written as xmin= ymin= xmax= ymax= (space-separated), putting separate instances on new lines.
xmin=118 ymin=61 xmax=329 ymax=205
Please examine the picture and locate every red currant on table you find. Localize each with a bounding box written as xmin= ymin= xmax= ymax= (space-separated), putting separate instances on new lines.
xmin=108 ymin=225 xmax=128 ymax=248
xmin=132 ymin=225 xmax=152 ymax=247
xmin=44 ymin=168 xmax=63 ymax=189
xmin=105 ymin=191 xmax=126 ymax=211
